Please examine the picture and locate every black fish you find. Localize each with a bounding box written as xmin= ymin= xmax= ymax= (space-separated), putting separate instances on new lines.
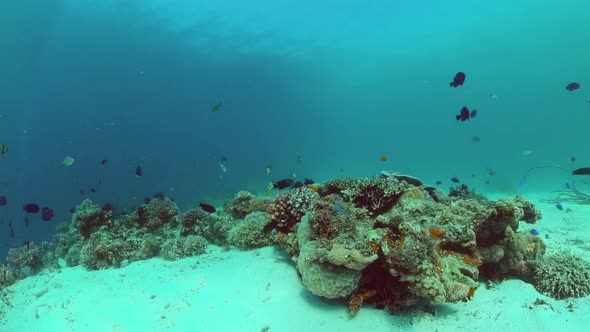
xmin=471 ymin=136 xmax=481 ymax=142
xmin=24 ymin=216 xmax=29 ymax=228
xmin=456 ymin=106 xmax=470 ymax=121
xmin=293 ymin=181 xmax=303 ymax=188
xmin=273 ymin=179 xmax=294 ymax=190
xmin=90 ymin=188 xmax=96 ymax=193
xmin=303 ymin=178 xmax=314 ymax=185
xmin=8 ymin=220 xmax=14 ymax=239
xmin=436 ymin=181 xmax=442 ymax=185
xmin=135 ymin=166 xmax=142 ymax=177
xmin=42 ymin=207 xmax=54 ymax=221
xmin=23 ymin=203 xmax=40 ymax=213
xmin=100 ymin=159 xmax=108 ymax=165
xmin=566 ymin=82 xmax=580 ymax=91
xmin=451 ymin=177 xmax=460 ymax=183
xmin=69 ymin=207 xmax=75 ymax=214
xmin=80 ymin=190 xmax=86 ymax=195
xmin=0 ymin=196 xmax=6 ymax=206
xmin=199 ymin=203 xmax=216 ymax=213
xmin=572 ymin=167 xmax=590 ymax=175
xmin=450 ymin=72 xmax=466 ymax=87
xmin=0 ymin=144 xmax=8 ymax=155
xmin=470 ymin=109 xmax=478 ymax=118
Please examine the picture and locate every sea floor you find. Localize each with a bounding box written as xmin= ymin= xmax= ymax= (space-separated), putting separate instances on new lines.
xmin=1 ymin=192 xmax=589 ymax=332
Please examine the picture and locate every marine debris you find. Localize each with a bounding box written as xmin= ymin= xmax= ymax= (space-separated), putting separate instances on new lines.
xmin=2 ymin=174 xmax=588 ymax=317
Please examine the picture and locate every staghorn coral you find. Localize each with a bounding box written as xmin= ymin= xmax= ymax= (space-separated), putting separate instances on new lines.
xmin=532 ymin=251 xmax=590 ymax=299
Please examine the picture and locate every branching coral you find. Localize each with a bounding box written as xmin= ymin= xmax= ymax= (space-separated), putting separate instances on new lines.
xmin=264 ymin=187 xmax=318 ymax=233
xmin=532 ymin=251 xmax=590 ymax=299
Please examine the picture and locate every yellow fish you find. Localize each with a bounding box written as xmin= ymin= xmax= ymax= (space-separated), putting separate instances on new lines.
xmin=210 ymin=101 xmax=223 ymax=113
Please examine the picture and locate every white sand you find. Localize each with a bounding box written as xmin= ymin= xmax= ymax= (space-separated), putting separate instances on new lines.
xmin=1 ymin=193 xmax=589 ymax=332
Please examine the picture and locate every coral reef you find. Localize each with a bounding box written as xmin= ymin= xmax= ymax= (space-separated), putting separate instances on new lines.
xmin=228 ymin=212 xmax=273 ymax=249
xmin=72 ymin=199 xmax=113 ymax=238
xmin=160 ymin=235 xmax=207 ymax=260
xmin=532 ymin=251 xmax=590 ymax=299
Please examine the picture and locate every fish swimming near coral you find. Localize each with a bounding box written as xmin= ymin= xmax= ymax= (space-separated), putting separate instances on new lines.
xmin=530 ymin=229 xmax=540 ymax=236
xmin=23 ymin=203 xmax=40 ymax=213
xmin=572 ymin=167 xmax=590 ymax=175
xmin=0 ymin=144 xmax=8 ymax=155
xmin=451 ymin=177 xmax=460 ymax=183
xmin=303 ymin=178 xmax=314 ymax=185
xmin=450 ymin=72 xmax=466 ymax=87
xmin=42 ymin=207 xmax=54 ymax=221
xmin=556 ymin=202 xmax=564 ymax=210
xmin=199 ymin=203 xmax=216 ymax=213
xmin=273 ymin=179 xmax=294 ymax=190
xmin=135 ymin=166 xmax=142 ymax=177
xmin=565 ymin=82 xmax=580 ymax=91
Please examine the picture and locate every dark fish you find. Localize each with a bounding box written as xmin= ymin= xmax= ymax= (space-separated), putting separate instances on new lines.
xmin=455 ymin=106 xmax=470 ymax=121
xmin=24 ymin=216 xmax=29 ymax=228
xmin=23 ymin=203 xmax=40 ymax=213
xmin=572 ymin=167 xmax=590 ymax=175
xmin=0 ymin=196 xmax=6 ymax=206
xmin=220 ymin=155 xmax=228 ymax=163
xmin=545 ymin=234 xmax=550 ymax=240
xmin=0 ymin=144 xmax=8 ymax=155
xmin=199 ymin=203 xmax=216 ymax=213
xmin=565 ymin=182 xmax=571 ymax=189
xmin=471 ymin=136 xmax=481 ymax=142
xmin=530 ymin=229 xmax=540 ymax=236
xmin=293 ymin=181 xmax=303 ymax=188
xmin=41 ymin=207 xmax=54 ymax=221
xmin=8 ymin=220 xmax=14 ymax=239
xmin=273 ymin=179 xmax=294 ymax=190
xmin=436 ymin=181 xmax=442 ymax=185
xmin=23 ymin=240 xmax=30 ymax=249
xmin=450 ymin=72 xmax=466 ymax=87
xmin=69 ymin=207 xmax=75 ymax=214
xmin=90 ymin=188 xmax=96 ymax=193
xmin=303 ymin=178 xmax=314 ymax=185
xmin=135 ymin=166 xmax=142 ymax=177
xmin=556 ymin=202 xmax=564 ymax=210
xmin=451 ymin=177 xmax=460 ymax=183
xmin=487 ymin=168 xmax=496 ymax=176
xmin=568 ymin=156 xmax=576 ymax=163
xmin=470 ymin=109 xmax=478 ymax=118
xmin=210 ymin=101 xmax=222 ymax=113
xmin=100 ymin=159 xmax=108 ymax=165
xmin=566 ymin=82 xmax=580 ymax=91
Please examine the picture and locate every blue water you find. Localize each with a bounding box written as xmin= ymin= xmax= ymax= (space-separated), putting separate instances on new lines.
xmin=1 ymin=0 xmax=589 ymax=257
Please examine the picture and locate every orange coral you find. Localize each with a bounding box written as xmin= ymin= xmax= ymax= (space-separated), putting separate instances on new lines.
xmin=429 ymin=228 xmax=445 ymax=239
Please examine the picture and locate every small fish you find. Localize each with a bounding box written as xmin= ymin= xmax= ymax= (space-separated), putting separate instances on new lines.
xmin=456 ymin=106 xmax=470 ymax=121
xmin=565 ymin=82 xmax=580 ymax=91
xmin=436 ymin=180 xmax=442 ymax=185
xmin=8 ymin=220 xmax=14 ymax=239
xmin=471 ymin=136 xmax=481 ymax=142
xmin=41 ymin=207 xmax=54 ymax=222
xmin=90 ymin=188 xmax=97 ymax=193
xmin=450 ymin=72 xmax=466 ymax=87
xmin=291 ymin=172 xmax=297 ymax=179
xmin=0 ymin=144 xmax=8 ymax=155
xmin=572 ymin=167 xmax=590 ymax=175
xmin=220 ymin=155 xmax=228 ymax=163
xmin=556 ymin=202 xmax=564 ymax=210
xmin=265 ymin=164 xmax=272 ymax=176
xmin=100 ymin=159 xmax=108 ymax=165
xmin=0 ymin=196 xmax=6 ymax=206
xmin=135 ymin=166 xmax=142 ymax=177
xmin=486 ymin=168 xmax=496 ymax=176
xmin=340 ymin=168 xmax=344 ymax=173
xmin=210 ymin=101 xmax=223 ymax=112
xmin=530 ymin=229 xmax=540 ymax=236
xmin=62 ymin=156 xmax=75 ymax=166
xmin=518 ymin=180 xmax=525 ymax=187
xmin=379 ymin=155 xmax=388 ymax=162
xmin=219 ymin=163 xmax=228 ymax=173
xmin=545 ymin=234 xmax=550 ymax=240
xmin=568 ymin=156 xmax=576 ymax=163
xmin=470 ymin=109 xmax=478 ymax=119
xmin=23 ymin=203 xmax=40 ymax=213
xmin=565 ymin=182 xmax=571 ymax=189
xmin=489 ymin=93 xmax=497 ymax=100
xmin=273 ymin=179 xmax=294 ymax=190
xmin=199 ymin=203 xmax=216 ymax=213
xmin=303 ymin=178 xmax=314 ymax=185
xmin=450 ymin=177 xmax=460 ymax=183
